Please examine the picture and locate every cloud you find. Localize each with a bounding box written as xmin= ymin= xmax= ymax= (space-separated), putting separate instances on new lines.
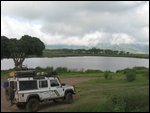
xmin=1 ymin=1 xmax=149 ymax=46
xmin=1 ymin=15 xmax=42 ymax=39
xmin=111 ymin=33 xmax=135 ymax=45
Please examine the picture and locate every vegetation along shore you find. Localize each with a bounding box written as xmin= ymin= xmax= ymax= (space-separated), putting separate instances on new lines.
xmin=42 ymin=48 xmax=149 ymax=59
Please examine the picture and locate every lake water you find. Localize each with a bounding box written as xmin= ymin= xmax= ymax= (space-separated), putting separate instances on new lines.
xmin=1 ymin=56 xmax=149 ymax=72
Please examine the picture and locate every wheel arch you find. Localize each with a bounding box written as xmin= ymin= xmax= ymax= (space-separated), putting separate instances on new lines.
xmin=64 ymin=89 xmax=75 ymax=96
xmin=26 ymin=94 xmax=40 ymax=102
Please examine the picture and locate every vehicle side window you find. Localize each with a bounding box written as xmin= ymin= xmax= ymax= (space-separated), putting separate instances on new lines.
xmin=19 ymin=81 xmax=37 ymax=91
xmin=39 ymin=80 xmax=48 ymax=88
xmin=50 ymin=80 xmax=59 ymax=87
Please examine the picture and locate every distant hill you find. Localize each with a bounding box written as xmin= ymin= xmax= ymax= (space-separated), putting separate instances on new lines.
xmin=96 ymin=43 xmax=149 ymax=54
xmin=46 ymin=43 xmax=149 ymax=54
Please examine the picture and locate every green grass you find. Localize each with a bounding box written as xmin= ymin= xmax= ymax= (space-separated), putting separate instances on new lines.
xmin=1 ymin=67 xmax=149 ymax=112
xmin=43 ymin=73 xmax=149 ymax=112
xmin=42 ymin=67 xmax=149 ymax=112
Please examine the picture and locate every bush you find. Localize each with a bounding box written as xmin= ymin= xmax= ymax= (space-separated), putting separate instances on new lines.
xmin=146 ymin=70 xmax=149 ymax=79
xmin=35 ymin=66 xmax=45 ymax=72
xmin=107 ymin=92 xmax=149 ymax=112
xmin=85 ymin=69 xmax=103 ymax=73
xmin=126 ymin=71 xmax=136 ymax=82
xmin=46 ymin=66 xmax=54 ymax=73
xmin=104 ymin=71 xmax=112 ymax=80
xmin=123 ymin=68 xmax=131 ymax=74
xmin=110 ymin=95 xmax=126 ymax=112
xmin=143 ymin=70 xmax=149 ymax=79
xmin=35 ymin=66 xmax=54 ymax=73
xmin=55 ymin=67 xmax=68 ymax=73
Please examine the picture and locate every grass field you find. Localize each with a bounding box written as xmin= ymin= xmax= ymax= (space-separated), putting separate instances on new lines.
xmin=43 ymin=67 xmax=149 ymax=112
xmin=1 ymin=67 xmax=149 ymax=112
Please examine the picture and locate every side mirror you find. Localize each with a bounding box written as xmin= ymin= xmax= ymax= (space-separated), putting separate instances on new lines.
xmin=61 ymin=83 xmax=66 ymax=86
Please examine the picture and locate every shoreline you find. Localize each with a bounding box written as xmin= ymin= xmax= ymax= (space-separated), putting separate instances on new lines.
xmin=2 ymin=55 xmax=148 ymax=59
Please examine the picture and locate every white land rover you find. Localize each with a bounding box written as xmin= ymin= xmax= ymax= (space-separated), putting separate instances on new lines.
xmin=4 ymin=70 xmax=75 ymax=112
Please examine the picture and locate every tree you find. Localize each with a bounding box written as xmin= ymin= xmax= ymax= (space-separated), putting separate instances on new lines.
xmin=1 ymin=36 xmax=10 ymax=59
xmin=89 ymin=47 xmax=99 ymax=54
xmin=1 ymin=35 xmax=45 ymax=69
xmin=119 ymin=51 xmax=125 ymax=55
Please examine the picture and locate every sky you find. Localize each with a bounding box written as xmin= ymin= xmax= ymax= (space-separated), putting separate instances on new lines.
xmin=1 ymin=1 xmax=149 ymax=47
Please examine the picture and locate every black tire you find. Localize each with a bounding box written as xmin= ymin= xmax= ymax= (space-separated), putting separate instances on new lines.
xmin=65 ymin=93 xmax=73 ymax=104
xmin=53 ymin=98 xmax=63 ymax=103
xmin=53 ymin=99 xmax=58 ymax=103
xmin=16 ymin=103 xmax=26 ymax=109
xmin=26 ymin=98 xmax=39 ymax=112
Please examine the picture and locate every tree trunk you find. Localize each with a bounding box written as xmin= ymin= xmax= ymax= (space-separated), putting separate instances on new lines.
xmin=12 ymin=53 xmax=26 ymax=69
xmin=13 ymin=58 xmax=25 ymax=69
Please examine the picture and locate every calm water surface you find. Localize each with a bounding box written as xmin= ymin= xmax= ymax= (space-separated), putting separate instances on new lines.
xmin=1 ymin=56 xmax=149 ymax=72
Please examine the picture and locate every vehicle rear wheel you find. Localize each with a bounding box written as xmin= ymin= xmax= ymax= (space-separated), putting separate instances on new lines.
xmin=16 ymin=103 xmax=26 ymax=109
xmin=53 ymin=99 xmax=58 ymax=103
xmin=26 ymin=98 xmax=39 ymax=112
xmin=65 ymin=93 xmax=73 ymax=104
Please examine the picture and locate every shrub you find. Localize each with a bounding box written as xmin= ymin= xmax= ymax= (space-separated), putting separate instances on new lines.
xmin=35 ymin=66 xmax=45 ymax=72
xmin=146 ymin=70 xmax=149 ymax=79
xmin=126 ymin=71 xmax=136 ymax=82
xmin=85 ymin=69 xmax=103 ymax=73
xmin=107 ymin=92 xmax=149 ymax=112
xmin=46 ymin=66 xmax=54 ymax=72
xmin=35 ymin=66 xmax=54 ymax=73
xmin=55 ymin=67 xmax=68 ymax=73
xmin=144 ymin=70 xmax=149 ymax=79
xmin=123 ymin=68 xmax=131 ymax=74
xmin=104 ymin=71 xmax=112 ymax=80
xmin=110 ymin=95 xmax=126 ymax=112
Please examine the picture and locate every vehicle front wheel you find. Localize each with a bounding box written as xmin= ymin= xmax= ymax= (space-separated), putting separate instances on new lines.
xmin=65 ymin=93 xmax=73 ymax=104
xmin=26 ymin=98 xmax=39 ymax=112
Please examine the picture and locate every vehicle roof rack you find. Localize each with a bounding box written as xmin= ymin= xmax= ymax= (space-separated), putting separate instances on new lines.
xmin=15 ymin=70 xmax=36 ymax=77
xmin=8 ymin=69 xmax=58 ymax=78
xmin=15 ymin=72 xmax=57 ymax=78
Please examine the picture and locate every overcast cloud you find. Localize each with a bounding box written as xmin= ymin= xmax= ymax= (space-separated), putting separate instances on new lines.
xmin=1 ymin=1 xmax=149 ymax=46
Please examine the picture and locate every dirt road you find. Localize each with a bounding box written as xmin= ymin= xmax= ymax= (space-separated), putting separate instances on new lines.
xmin=1 ymin=77 xmax=95 ymax=112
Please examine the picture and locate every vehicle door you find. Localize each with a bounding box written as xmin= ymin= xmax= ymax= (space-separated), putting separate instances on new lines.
xmin=38 ymin=80 xmax=50 ymax=100
xmin=49 ymin=78 xmax=64 ymax=98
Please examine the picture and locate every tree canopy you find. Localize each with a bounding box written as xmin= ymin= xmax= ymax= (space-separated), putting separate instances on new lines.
xmin=1 ymin=35 xmax=45 ymax=68
xmin=1 ymin=36 xmax=11 ymax=59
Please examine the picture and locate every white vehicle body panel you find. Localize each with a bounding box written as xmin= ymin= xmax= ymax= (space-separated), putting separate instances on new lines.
xmin=8 ymin=76 xmax=75 ymax=103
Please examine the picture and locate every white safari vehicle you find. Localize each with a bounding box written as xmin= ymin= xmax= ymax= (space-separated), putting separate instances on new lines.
xmin=4 ymin=70 xmax=75 ymax=112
